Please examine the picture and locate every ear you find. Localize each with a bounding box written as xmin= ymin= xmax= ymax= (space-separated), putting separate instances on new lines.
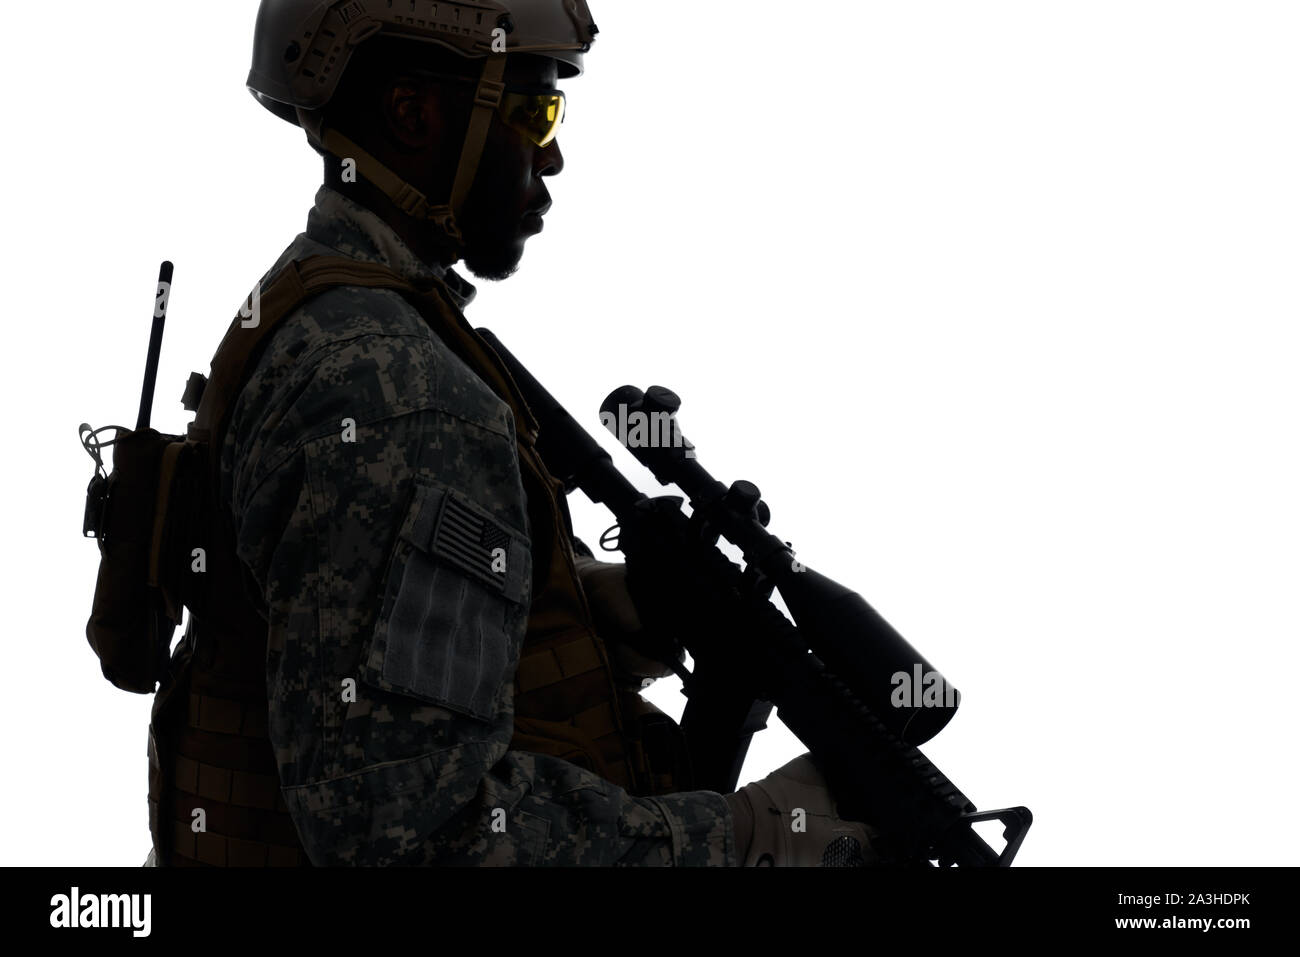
xmin=382 ymin=77 xmax=441 ymax=150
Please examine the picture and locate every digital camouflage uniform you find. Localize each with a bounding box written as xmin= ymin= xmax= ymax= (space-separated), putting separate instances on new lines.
xmin=223 ymin=185 xmax=736 ymax=865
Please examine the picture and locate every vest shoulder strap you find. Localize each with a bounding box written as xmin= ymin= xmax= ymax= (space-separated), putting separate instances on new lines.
xmin=187 ymin=254 xmax=541 ymax=496
xmin=190 ymin=257 xmax=417 ymax=445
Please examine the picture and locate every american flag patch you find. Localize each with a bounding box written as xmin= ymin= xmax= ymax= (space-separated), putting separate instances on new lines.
xmin=431 ymin=493 xmax=514 ymax=594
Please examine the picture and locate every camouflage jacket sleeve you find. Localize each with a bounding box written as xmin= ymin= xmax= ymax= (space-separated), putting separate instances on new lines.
xmin=224 ymin=285 xmax=736 ymax=866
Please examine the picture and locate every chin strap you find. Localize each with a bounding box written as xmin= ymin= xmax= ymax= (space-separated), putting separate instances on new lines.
xmin=299 ymin=53 xmax=509 ymax=263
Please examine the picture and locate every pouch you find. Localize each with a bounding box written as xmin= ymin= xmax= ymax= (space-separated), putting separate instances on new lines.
xmin=82 ymin=424 xmax=201 ymax=693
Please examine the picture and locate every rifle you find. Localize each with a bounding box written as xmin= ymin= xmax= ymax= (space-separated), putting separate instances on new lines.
xmin=479 ymin=329 xmax=1033 ymax=867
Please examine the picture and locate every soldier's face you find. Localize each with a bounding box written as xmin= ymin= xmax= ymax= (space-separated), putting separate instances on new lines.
xmin=459 ymin=56 xmax=565 ymax=281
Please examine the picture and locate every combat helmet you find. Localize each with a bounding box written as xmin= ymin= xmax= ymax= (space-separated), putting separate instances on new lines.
xmin=247 ymin=0 xmax=598 ymax=259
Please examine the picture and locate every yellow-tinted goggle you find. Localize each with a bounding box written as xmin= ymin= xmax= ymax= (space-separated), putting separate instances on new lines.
xmin=406 ymin=71 xmax=566 ymax=147
xmin=499 ymin=87 xmax=566 ymax=147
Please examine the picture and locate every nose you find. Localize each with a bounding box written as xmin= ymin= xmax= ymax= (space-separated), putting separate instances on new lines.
xmin=538 ymin=138 xmax=563 ymax=177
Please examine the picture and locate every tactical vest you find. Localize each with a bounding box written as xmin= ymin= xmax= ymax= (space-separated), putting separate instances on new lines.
xmin=145 ymin=256 xmax=690 ymax=866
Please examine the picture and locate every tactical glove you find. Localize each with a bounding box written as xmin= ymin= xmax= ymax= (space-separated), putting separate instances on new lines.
xmin=614 ymin=498 xmax=753 ymax=673
xmin=727 ymin=754 xmax=888 ymax=867
xmin=573 ymin=552 xmax=682 ymax=687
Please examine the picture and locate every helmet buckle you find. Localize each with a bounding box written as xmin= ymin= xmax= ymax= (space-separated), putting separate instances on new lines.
xmin=475 ymin=77 xmax=507 ymax=110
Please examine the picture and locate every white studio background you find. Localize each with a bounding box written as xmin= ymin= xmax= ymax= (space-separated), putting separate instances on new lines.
xmin=1 ymin=0 xmax=1296 ymax=867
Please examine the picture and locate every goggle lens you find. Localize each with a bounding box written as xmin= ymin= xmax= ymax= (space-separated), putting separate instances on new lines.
xmin=501 ymin=91 xmax=565 ymax=147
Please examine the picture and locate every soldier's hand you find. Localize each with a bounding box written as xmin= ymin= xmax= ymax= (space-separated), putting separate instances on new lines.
xmin=729 ymin=754 xmax=889 ymax=867
xmin=573 ymin=553 xmax=682 ymax=686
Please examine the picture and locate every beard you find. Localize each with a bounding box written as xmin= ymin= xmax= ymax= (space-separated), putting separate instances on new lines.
xmin=457 ymin=175 xmax=533 ymax=281
xmin=459 ymin=213 xmax=527 ymax=281
xmin=462 ymin=241 xmax=523 ymax=282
